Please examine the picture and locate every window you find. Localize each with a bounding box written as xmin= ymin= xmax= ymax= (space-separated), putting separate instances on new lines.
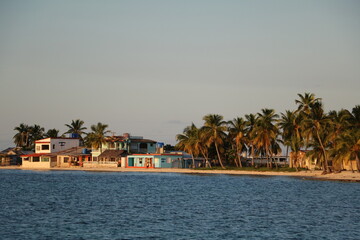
xmin=36 ymin=146 xmax=40 ymax=151
xmin=33 ymin=157 xmax=40 ymax=162
xmin=42 ymin=157 xmax=50 ymax=162
xmin=110 ymin=157 xmax=116 ymax=162
xmin=41 ymin=145 xmax=49 ymax=150
xmin=64 ymin=157 xmax=69 ymax=163
xmin=53 ymin=144 xmax=55 ymax=149
xmin=93 ymin=157 xmax=98 ymax=161
xmin=139 ymin=158 xmax=143 ymax=164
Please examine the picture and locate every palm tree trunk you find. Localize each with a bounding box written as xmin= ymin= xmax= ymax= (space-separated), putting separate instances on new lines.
xmin=316 ymin=129 xmax=329 ymax=173
xmin=215 ymin=143 xmax=225 ymax=169
xmin=251 ymin=144 xmax=255 ymax=167
xmin=190 ymin=151 xmax=195 ymax=168
xmin=266 ymin=147 xmax=271 ymax=168
xmin=200 ymin=148 xmax=211 ymax=168
xmin=237 ymin=151 xmax=243 ymax=168
xmin=270 ymin=150 xmax=278 ymax=169
xmin=234 ymin=145 xmax=239 ymax=167
xmin=286 ymin=146 xmax=290 ymax=168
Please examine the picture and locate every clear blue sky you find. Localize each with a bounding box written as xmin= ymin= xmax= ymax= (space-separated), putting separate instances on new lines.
xmin=0 ymin=0 xmax=359 ymax=148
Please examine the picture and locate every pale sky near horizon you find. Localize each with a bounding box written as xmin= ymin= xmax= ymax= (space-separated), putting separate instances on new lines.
xmin=0 ymin=0 xmax=359 ymax=149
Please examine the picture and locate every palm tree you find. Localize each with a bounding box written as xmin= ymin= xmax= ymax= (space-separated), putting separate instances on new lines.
xmin=13 ymin=123 xmax=31 ymax=148
xmin=228 ymin=117 xmax=247 ymax=167
xmin=333 ymin=129 xmax=360 ymax=172
xmin=278 ymin=110 xmax=303 ymax=168
xmin=45 ymin=128 xmax=60 ymax=138
xmin=302 ymin=102 xmax=331 ymax=173
xmin=176 ymin=123 xmax=199 ymax=168
xmin=245 ymin=114 xmax=257 ymax=167
xmin=202 ymin=114 xmax=227 ymax=169
xmin=252 ymin=109 xmax=279 ymax=168
xmin=64 ymin=119 xmax=87 ymax=138
xmin=328 ymin=110 xmax=351 ymax=170
xmin=86 ymin=122 xmax=110 ymax=152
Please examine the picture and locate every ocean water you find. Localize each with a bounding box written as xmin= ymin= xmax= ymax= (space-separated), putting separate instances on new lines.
xmin=0 ymin=170 xmax=359 ymax=240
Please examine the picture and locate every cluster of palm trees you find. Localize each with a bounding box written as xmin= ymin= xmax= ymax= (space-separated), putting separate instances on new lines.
xmin=13 ymin=120 xmax=110 ymax=151
xmin=176 ymin=93 xmax=360 ymax=173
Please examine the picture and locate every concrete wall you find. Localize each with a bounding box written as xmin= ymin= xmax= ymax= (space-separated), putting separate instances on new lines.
xmin=83 ymin=162 xmax=118 ymax=168
xmin=22 ymin=156 xmax=57 ymax=168
xmin=22 ymin=161 xmax=50 ymax=168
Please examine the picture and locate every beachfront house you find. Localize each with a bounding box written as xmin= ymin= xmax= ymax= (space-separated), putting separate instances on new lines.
xmin=21 ymin=137 xmax=80 ymax=168
xmin=0 ymin=147 xmax=33 ymax=166
xmin=126 ymin=153 xmax=191 ymax=168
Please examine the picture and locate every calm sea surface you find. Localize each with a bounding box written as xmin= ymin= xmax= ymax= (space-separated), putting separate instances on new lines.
xmin=1 ymin=170 xmax=360 ymax=240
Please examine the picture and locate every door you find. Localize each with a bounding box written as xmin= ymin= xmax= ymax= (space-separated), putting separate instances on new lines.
xmin=128 ymin=157 xmax=134 ymax=167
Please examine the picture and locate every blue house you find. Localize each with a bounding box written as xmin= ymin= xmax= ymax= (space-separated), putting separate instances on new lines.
xmin=126 ymin=153 xmax=192 ymax=168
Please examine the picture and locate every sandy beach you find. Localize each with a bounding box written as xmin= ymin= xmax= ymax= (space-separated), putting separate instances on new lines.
xmin=2 ymin=166 xmax=360 ymax=182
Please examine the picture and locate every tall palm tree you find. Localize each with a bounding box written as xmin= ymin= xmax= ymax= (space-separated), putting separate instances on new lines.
xmin=278 ymin=110 xmax=303 ymax=168
xmin=64 ymin=119 xmax=87 ymax=138
xmin=86 ymin=122 xmax=110 ymax=152
xmin=202 ymin=114 xmax=227 ymax=169
xmin=302 ymin=102 xmax=331 ymax=173
xmin=192 ymin=127 xmax=212 ymax=168
xmin=13 ymin=123 xmax=31 ymax=148
xmin=228 ymin=117 xmax=247 ymax=167
xmin=245 ymin=114 xmax=257 ymax=167
xmin=252 ymin=109 xmax=279 ymax=168
xmin=176 ymin=123 xmax=199 ymax=168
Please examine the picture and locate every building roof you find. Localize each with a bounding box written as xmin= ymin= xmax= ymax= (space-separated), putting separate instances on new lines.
xmin=0 ymin=147 xmax=34 ymax=156
xmin=35 ymin=138 xmax=80 ymax=143
xmin=98 ymin=150 xmax=127 ymax=158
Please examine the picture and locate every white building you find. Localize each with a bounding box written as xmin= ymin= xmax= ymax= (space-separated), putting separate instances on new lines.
xmin=35 ymin=138 xmax=80 ymax=154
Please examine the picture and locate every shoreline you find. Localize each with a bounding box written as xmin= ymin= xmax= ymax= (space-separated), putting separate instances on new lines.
xmin=1 ymin=166 xmax=360 ymax=182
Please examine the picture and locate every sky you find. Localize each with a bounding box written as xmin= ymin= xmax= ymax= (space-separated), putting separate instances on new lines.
xmin=0 ymin=0 xmax=359 ymax=148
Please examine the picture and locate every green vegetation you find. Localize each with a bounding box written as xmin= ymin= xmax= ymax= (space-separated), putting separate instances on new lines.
xmin=175 ymin=93 xmax=360 ymax=174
